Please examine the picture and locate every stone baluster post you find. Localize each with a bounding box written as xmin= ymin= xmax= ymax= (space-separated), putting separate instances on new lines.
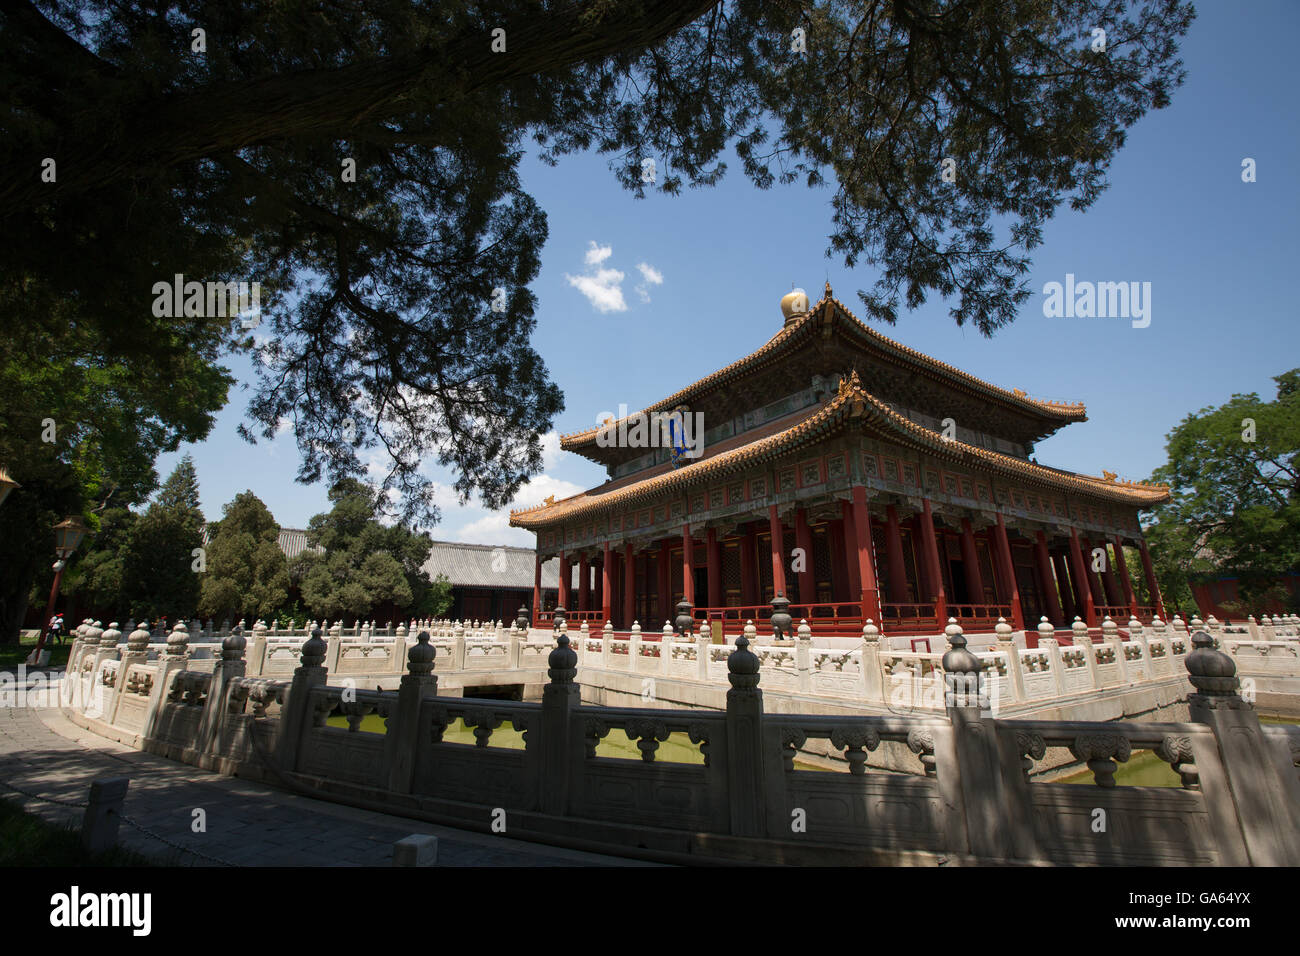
xmin=109 ymin=623 xmax=151 ymax=725
xmin=249 ymin=620 xmax=267 ymax=677
xmin=661 ymin=621 xmax=674 ymax=676
xmin=385 ymin=632 xmax=438 ymax=794
xmin=859 ymin=621 xmax=883 ymax=702
xmin=1036 ymin=618 xmax=1066 ymax=700
xmin=601 ymin=621 xmax=613 ymax=668
xmin=1103 ymin=616 xmax=1128 ymax=683
xmin=696 ymin=623 xmax=712 ymax=682
xmin=724 ymin=634 xmax=765 ymax=837
xmin=452 ymin=623 xmax=466 ymax=671
xmin=510 ymin=621 xmax=525 ymax=668
xmin=540 ymin=633 xmax=581 ymax=816
xmin=275 ymin=628 xmax=329 ymax=773
xmin=1069 ymin=616 xmax=1100 ymax=691
xmin=1259 ymin=615 xmax=1276 ymax=641
xmin=325 ymin=622 xmax=342 ymax=671
xmin=1185 ymin=630 xmax=1300 ymax=865
xmin=994 ymin=618 xmax=1026 ymax=705
xmin=941 ymin=621 xmax=1039 ymax=861
xmin=197 ymin=626 xmax=246 ymax=762
xmin=795 ymin=620 xmax=812 ymax=694
xmin=629 ymin=621 xmax=642 ymax=673
xmin=1246 ymin=615 xmax=1259 ymax=641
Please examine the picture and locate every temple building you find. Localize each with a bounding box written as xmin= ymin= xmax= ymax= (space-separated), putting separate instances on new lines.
xmin=510 ymin=285 xmax=1170 ymax=641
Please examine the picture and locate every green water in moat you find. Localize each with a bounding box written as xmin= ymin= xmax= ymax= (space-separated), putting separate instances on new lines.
xmin=325 ymin=713 xmax=718 ymax=764
xmin=1055 ymin=714 xmax=1299 ymax=787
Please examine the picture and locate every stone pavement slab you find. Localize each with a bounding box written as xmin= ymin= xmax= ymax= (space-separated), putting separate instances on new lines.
xmin=0 ymin=669 xmax=660 ymax=867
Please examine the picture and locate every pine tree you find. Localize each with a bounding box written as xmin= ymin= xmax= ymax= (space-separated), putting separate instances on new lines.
xmin=121 ymin=457 xmax=206 ymax=622
xmin=197 ymin=491 xmax=290 ymax=622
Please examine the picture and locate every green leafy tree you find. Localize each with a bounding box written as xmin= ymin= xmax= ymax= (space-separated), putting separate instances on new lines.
xmin=120 ymin=457 xmax=207 ymax=621
xmin=0 ymin=293 xmax=231 ymax=642
xmin=2 ymin=0 xmax=1194 ymax=525
xmin=1144 ymin=369 xmax=1300 ymax=613
xmin=197 ymin=491 xmax=290 ymax=622
xmin=293 ymin=478 xmax=437 ymax=623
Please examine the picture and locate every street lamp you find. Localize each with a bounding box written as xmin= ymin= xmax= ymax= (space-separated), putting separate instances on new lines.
xmin=30 ymin=515 xmax=90 ymax=664
xmin=0 ymin=467 xmax=18 ymax=509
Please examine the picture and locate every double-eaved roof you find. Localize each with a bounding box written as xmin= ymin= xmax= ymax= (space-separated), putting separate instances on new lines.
xmin=512 ymin=290 xmax=1170 ymax=532
xmin=560 ymin=288 xmax=1086 ymax=461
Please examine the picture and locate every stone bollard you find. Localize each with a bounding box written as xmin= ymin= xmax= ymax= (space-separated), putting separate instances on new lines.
xmin=81 ymin=777 xmax=130 ymax=854
xmin=392 ymin=834 xmax=439 ymax=866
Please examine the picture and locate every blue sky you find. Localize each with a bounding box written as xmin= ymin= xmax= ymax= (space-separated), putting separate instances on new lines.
xmin=158 ymin=1 xmax=1300 ymax=545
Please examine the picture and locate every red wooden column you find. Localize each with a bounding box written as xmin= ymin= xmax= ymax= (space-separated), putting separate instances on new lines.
xmin=706 ymin=527 xmax=722 ymax=608
xmin=657 ymin=539 xmax=672 ymax=625
xmin=884 ymin=505 xmax=909 ymax=603
xmin=601 ymin=542 xmax=613 ymax=622
xmin=578 ymin=554 xmax=590 ymax=612
xmin=768 ymin=505 xmax=788 ymax=599
xmin=959 ymin=518 xmax=984 ymax=606
xmin=681 ymin=524 xmax=695 ymax=605
xmin=1052 ymin=552 xmax=1077 ymax=622
xmin=1079 ymin=536 xmax=1108 ymax=612
xmin=794 ymin=508 xmax=816 ymax=605
xmin=740 ymin=525 xmax=758 ymax=607
xmin=1112 ymin=536 xmax=1139 ymax=616
xmin=841 ymin=502 xmax=861 ymax=601
xmin=918 ymin=499 xmax=948 ymax=622
xmin=557 ymin=551 xmax=570 ymax=609
xmin=1138 ymin=537 xmax=1166 ymax=618
xmin=623 ymin=543 xmax=635 ymax=628
xmin=1068 ymin=529 xmax=1097 ymax=627
xmin=532 ymin=553 xmax=542 ymax=623
xmin=850 ymin=486 xmax=883 ymax=623
xmin=1098 ymin=542 xmax=1124 ymax=608
xmin=993 ymin=514 xmax=1024 ymax=630
xmin=1035 ymin=531 xmax=1063 ymax=625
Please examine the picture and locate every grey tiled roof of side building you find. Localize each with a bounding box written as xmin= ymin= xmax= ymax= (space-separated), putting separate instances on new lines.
xmin=419 ymin=540 xmax=561 ymax=590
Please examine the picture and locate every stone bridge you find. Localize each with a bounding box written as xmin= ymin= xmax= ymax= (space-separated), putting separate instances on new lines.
xmin=57 ymin=619 xmax=1300 ymax=866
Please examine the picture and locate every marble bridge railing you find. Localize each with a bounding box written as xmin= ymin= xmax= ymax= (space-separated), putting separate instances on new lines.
xmin=57 ymin=624 xmax=1300 ymax=866
xmin=66 ymin=611 xmax=1300 ymax=715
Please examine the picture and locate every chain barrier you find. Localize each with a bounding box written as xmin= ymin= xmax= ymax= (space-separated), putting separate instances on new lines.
xmin=0 ymin=778 xmax=88 ymax=809
xmin=1 ymin=778 xmax=238 ymax=867
xmin=117 ymin=813 xmax=238 ymax=867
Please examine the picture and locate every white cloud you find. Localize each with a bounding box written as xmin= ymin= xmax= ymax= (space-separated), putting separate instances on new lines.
xmin=634 ymin=261 xmax=664 ymax=304
xmin=566 ymin=266 xmax=627 ymax=313
xmin=584 ymin=241 xmax=614 ymax=266
xmin=446 ymin=472 xmax=585 ymax=547
xmin=636 ymin=262 xmax=663 ymax=285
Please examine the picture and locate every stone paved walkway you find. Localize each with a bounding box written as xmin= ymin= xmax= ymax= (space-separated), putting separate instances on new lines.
xmin=0 ymin=669 xmax=658 ymax=867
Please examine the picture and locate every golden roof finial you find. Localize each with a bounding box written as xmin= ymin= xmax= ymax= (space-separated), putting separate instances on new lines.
xmin=543 ymin=494 xmax=556 ymax=506
xmin=824 ymin=279 xmax=833 ymax=299
xmin=1102 ymin=470 xmax=1118 ymax=482
xmin=1012 ymin=387 xmax=1027 ymax=399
